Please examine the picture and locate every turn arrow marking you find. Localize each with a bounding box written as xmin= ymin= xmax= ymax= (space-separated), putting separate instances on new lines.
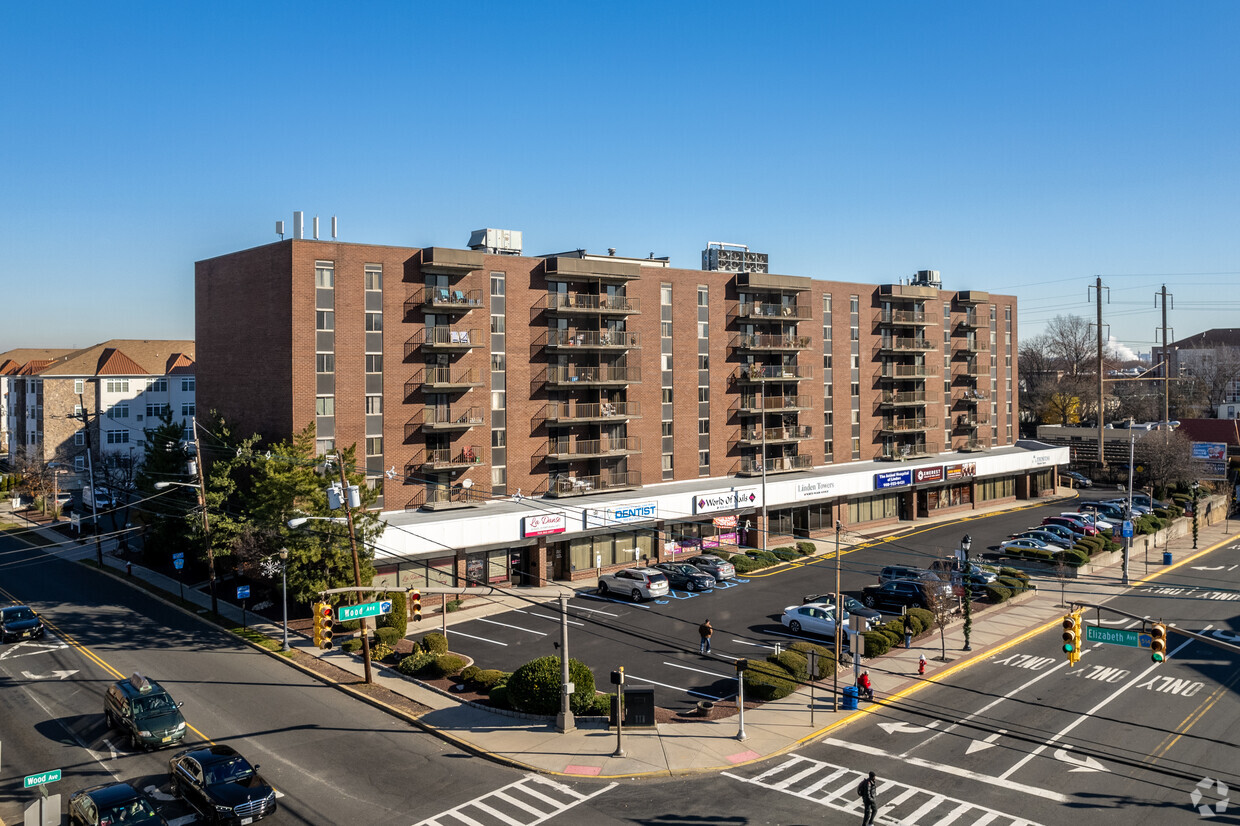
xmin=965 ymin=729 xmax=1007 ymax=755
xmin=21 ymin=669 xmax=79 ymax=680
xmin=1053 ymin=745 xmax=1109 ymax=773
xmin=878 ymin=720 xmax=941 ymax=734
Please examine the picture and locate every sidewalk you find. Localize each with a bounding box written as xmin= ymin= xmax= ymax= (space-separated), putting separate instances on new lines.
xmin=4 ymin=494 xmax=1235 ymax=779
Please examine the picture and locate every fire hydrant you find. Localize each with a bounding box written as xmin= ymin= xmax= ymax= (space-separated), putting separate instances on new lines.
xmin=918 ymin=653 xmax=927 ymax=676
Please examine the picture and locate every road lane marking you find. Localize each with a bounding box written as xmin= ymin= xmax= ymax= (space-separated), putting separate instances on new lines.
xmin=477 ymin=618 xmax=547 ymax=636
xmin=662 ymin=661 xmax=731 ymax=679
xmin=997 ymin=628 xmax=1206 ymax=781
xmin=445 ymin=630 xmax=509 ymax=646
xmin=1146 ymin=660 xmax=1240 ymax=763
xmin=624 ymin=673 xmax=726 ymax=701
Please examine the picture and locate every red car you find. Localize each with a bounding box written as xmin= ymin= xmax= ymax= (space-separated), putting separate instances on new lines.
xmin=1042 ymin=515 xmax=1098 ymax=536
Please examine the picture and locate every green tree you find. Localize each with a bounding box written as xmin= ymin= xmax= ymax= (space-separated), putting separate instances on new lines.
xmin=134 ymin=408 xmax=196 ymax=565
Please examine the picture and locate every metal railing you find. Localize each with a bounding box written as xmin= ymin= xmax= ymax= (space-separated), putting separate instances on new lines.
xmin=544 ymin=329 xmax=640 ymax=349
xmin=546 ymin=294 xmax=640 ymax=313
xmin=733 ymin=364 xmax=813 ymax=382
xmin=542 ymin=471 xmax=643 ymax=498
xmin=545 ymin=437 xmax=642 ymax=459
xmin=730 ymin=333 xmax=813 ymax=350
xmin=543 ymin=401 xmax=641 ymax=422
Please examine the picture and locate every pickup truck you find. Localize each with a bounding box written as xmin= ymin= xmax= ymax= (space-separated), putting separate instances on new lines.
xmin=597 ymin=568 xmax=669 ymax=602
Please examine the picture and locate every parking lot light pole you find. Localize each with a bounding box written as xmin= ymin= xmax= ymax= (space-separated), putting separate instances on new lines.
xmin=832 ymin=520 xmax=841 ymax=712
xmin=736 ymin=659 xmax=748 ymax=741
xmin=279 ymin=547 xmax=290 ymax=651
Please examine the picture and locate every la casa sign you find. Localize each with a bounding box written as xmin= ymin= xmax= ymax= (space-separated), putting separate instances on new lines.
xmin=522 ymin=513 xmax=566 ymax=537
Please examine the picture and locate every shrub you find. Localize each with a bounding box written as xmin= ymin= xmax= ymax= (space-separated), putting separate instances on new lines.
xmin=588 ymin=693 xmax=612 ymax=716
xmin=745 ymin=550 xmax=780 ymax=566
xmin=742 ymin=660 xmax=796 ymax=701
xmin=772 ymin=547 xmax=798 ymax=562
xmin=796 ymin=541 xmax=816 ymax=555
xmin=421 ymin=632 xmax=449 ymax=654
xmin=340 ymin=619 xmax=362 ymax=633
xmin=461 ymin=665 xmax=481 ymax=683
xmin=909 ymin=608 xmax=933 ymax=631
xmin=997 ymin=575 xmax=1025 ymax=594
xmin=341 ymin=637 xmax=364 ymax=653
xmin=489 ymin=683 xmax=511 ymax=709
xmin=1055 ymin=548 xmax=1089 ymax=567
xmin=730 ymin=555 xmax=759 ymax=574
xmin=861 ymin=630 xmax=891 ymax=658
xmin=788 ymin=641 xmax=835 ymax=677
xmin=506 ymin=656 xmax=596 ymax=716
xmin=472 ymin=669 xmax=509 ymax=691
xmin=377 ymin=590 xmax=408 ymax=637
xmin=768 ymin=649 xmax=809 ymax=682
xmin=999 ymin=566 xmax=1029 ymax=583
xmin=983 ymin=583 xmax=1012 ymax=603
xmin=374 ymin=627 xmax=402 ymax=646
xmin=371 ymin=642 xmax=395 ymax=661
xmin=397 ymin=651 xmax=436 ymax=676
xmin=422 ymin=653 xmax=467 ymax=679
xmin=446 ymin=599 xmax=463 ymax=613
xmin=773 ymin=545 xmax=797 ymax=556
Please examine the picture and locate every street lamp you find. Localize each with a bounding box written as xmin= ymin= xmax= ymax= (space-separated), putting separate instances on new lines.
xmin=279 ymin=547 xmax=290 ymax=651
xmin=960 ymin=534 xmax=972 ymax=563
xmin=961 ymin=534 xmax=973 ymax=651
xmin=155 ymin=480 xmax=218 ymax=618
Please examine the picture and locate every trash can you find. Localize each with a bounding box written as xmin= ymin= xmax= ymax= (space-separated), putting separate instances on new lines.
xmin=1163 ymin=551 xmax=1173 ymax=565
xmin=841 ymin=685 xmax=859 ymax=711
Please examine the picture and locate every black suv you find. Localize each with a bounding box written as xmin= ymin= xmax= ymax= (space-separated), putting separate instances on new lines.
xmin=879 ymin=564 xmax=930 ymax=584
xmin=105 ymin=673 xmax=186 ymax=751
xmin=169 ymin=744 xmax=277 ymax=825
xmin=860 ymin=580 xmax=947 ymax=613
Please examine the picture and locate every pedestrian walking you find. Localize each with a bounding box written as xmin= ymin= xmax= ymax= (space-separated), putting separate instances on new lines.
xmin=858 ymin=771 xmax=879 ymax=826
xmin=698 ymin=619 xmax=713 ymax=654
xmin=918 ymin=653 xmax=927 ymax=676
xmin=903 ymin=611 xmax=913 ymax=649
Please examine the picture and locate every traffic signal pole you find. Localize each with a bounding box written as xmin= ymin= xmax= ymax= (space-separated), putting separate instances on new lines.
xmin=335 ymin=460 xmax=372 ymax=685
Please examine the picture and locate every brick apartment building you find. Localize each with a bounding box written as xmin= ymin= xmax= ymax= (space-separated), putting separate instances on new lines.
xmin=197 ymin=231 xmax=1065 ymax=588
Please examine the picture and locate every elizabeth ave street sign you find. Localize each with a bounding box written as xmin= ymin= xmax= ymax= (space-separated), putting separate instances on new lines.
xmin=1085 ymin=626 xmax=1152 ymax=649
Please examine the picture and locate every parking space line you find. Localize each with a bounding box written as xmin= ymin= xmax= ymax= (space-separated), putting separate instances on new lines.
xmin=662 ymin=661 xmax=731 ymax=679
xmin=478 ymin=618 xmax=547 ymax=636
xmin=576 ymin=594 xmax=652 ymax=609
xmin=625 ymin=673 xmax=726 ymax=701
xmin=527 ymin=611 xmax=585 ymax=627
xmin=445 ymin=630 xmax=509 ymax=646
xmin=732 ymin=639 xmax=779 ymax=650
xmin=566 ymin=603 xmax=619 ymax=617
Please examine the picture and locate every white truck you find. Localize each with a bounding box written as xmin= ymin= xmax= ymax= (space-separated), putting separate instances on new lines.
xmin=82 ymin=487 xmax=113 ymax=510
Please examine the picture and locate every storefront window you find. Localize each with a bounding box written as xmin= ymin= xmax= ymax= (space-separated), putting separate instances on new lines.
xmin=848 ymin=492 xmax=900 ymax=524
xmin=977 ymin=476 xmax=1015 ymax=502
xmin=926 ymin=484 xmax=972 ymax=510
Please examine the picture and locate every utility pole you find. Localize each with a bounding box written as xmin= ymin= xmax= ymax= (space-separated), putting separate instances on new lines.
xmin=191 ymin=419 xmax=219 ymax=619
xmin=78 ymin=392 xmax=103 ymax=568
xmin=832 ymin=520 xmax=841 ymax=712
xmin=334 ymin=456 xmax=373 ymax=685
xmin=556 ymin=593 xmax=575 ymax=732
xmin=1157 ymin=285 xmax=1173 ymax=429
xmin=1091 ymin=277 xmax=1108 ymax=469
xmin=1122 ymin=430 xmax=1135 ymax=586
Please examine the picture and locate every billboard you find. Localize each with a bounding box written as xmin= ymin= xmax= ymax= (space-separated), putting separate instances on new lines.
xmin=1191 ymin=442 xmax=1227 ymax=461
xmin=944 ymin=462 xmax=977 ymax=480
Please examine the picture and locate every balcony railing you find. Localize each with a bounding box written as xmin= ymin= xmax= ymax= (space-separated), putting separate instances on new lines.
xmin=736 ymin=454 xmax=813 ymax=475
xmin=736 ymin=425 xmax=813 ymax=445
xmin=543 ymin=329 xmax=640 ymax=350
xmin=542 ymin=400 xmax=641 ymax=423
xmin=414 ymin=367 xmax=483 ymax=392
xmin=954 ymin=412 xmax=990 ymax=430
xmin=543 ymin=470 xmax=643 ymax=498
xmin=410 ymin=287 xmax=484 ymax=313
xmin=545 ymin=294 xmax=640 ymax=314
xmin=730 ymin=333 xmax=813 ymax=351
xmin=957 ymin=388 xmax=989 ymax=403
xmin=405 ymin=485 xmax=481 ymax=511
xmin=880 ymin=444 xmax=932 ymax=461
xmin=880 ymin=364 xmax=931 ymax=379
xmin=405 ymin=328 xmax=480 ymax=356
xmin=545 ymin=437 xmax=642 ymax=460
xmin=956 ymin=336 xmax=990 ymax=352
xmin=419 ymin=447 xmax=483 ymax=470
xmin=956 ymin=311 xmax=984 ymax=329
xmin=733 ymin=364 xmax=813 ymax=383
xmin=960 ymin=439 xmax=990 ymax=452
xmin=734 ymin=394 xmax=812 ymax=414
xmin=545 ymin=365 xmax=641 ymax=386
xmin=879 ymin=309 xmax=930 ymax=325
xmin=879 ymin=417 xmax=937 ymax=434
xmin=958 ymin=359 xmax=989 ymax=377
xmin=727 ymin=302 xmax=813 ymax=321
xmin=407 ymin=406 xmax=484 ymax=437
xmin=876 ymin=337 xmax=935 ymax=353
xmin=880 ymin=390 xmax=934 ymax=406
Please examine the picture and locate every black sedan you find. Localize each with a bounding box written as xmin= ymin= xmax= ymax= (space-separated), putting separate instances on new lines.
xmin=0 ymin=605 xmax=45 ymax=642
xmin=859 ymin=580 xmax=944 ymax=613
xmin=801 ymin=593 xmax=882 ymax=625
xmin=69 ymin=781 xmax=165 ymax=825
xmin=653 ymin=562 xmax=715 ymax=591
xmin=170 ymin=745 xmax=277 ymax=824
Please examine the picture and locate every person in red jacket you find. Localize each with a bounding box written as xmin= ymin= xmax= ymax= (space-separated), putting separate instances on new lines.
xmin=857 ymin=670 xmax=873 ymax=702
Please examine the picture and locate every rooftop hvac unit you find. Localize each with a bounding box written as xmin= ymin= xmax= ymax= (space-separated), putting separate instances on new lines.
xmin=468 ymin=228 xmax=523 ymax=255
xmin=912 ymin=270 xmax=941 ymax=288
xmin=701 ymin=244 xmax=769 ymax=273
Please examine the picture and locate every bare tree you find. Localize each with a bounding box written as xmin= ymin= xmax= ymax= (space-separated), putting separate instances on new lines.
xmin=1018 ymin=334 xmax=1057 ymax=422
xmin=1136 ymin=429 xmax=1198 ymax=497
xmin=1045 ymin=315 xmax=1095 ymax=377
xmin=924 ymin=584 xmax=957 ymax=662
xmin=1112 ymin=380 xmax=1161 ymax=424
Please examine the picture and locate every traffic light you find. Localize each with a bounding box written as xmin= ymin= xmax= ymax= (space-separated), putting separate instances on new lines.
xmin=1150 ymin=621 xmax=1167 ymax=663
xmin=411 ymin=590 xmax=422 ymax=622
xmin=1062 ymin=610 xmax=1083 ymax=666
xmin=312 ymin=601 xmax=325 ymax=647
xmin=318 ymin=602 xmax=334 ymax=650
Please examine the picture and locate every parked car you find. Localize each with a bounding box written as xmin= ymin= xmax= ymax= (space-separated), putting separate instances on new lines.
xmin=54 ymin=490 xmax=74 ymax=508
xmin=169 ymin=744 xmax=277 ymax=825
xmin=801 ymin=593 xmax=883 ymax=625
xmin=82 ymin=487 xmax=113 ymax=509
xmin=1100 ymin=498 xmax=1151 ymax=515
xmin=1042 ymin=515 xmax=1098 ymax=536
xmin=1062 ymin=470 xmax=1092 ymax=488
xmin=1129 ymin=492 xmax=1166 ymax=510
xmin=105 ymin=672 xmax=187 ymax=751
xmin=781 ymin=603 xmax=843 ymax=636
xmin=653 ymin=562 xmax=715 ymax=592
xmin=596 ymin=568 xmax=669 ymax=602
xmin=69 ymin=781 xmax=166 ymax=826
xmin=1080 ymin=501 xmax=1127 ymax=521
xmin=999 ymin=537 xmax=1067 ymax=553
xmin=879 ymin=564 xmax=929 ymax=584
xmin=1010 ymin=529 xmax=1074 ymax=548
xmin=860 ymin=580 xmax=947 ymax=613
xmin=685 ymin=554 xmax=736 ymax=581
xmin=0 ymin=604 xmax=45 ymax=642
xmin=1072 ymin=511 xmax=1115 ymax=532
xmin=1032 ymin=523 xmax=1080 ymax=545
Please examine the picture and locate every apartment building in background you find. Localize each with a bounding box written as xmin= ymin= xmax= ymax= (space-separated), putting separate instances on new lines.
xmin=197 ymin=228 xmax=1061 ymax=587
xmin=0 ymin=340 xmax=196 ymax=490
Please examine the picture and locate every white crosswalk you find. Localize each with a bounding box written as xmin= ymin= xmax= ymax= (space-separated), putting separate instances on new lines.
xmin=413 ymin=774 xmax=615 ymax=826
xmin=724 ymin=754 xmax=1046 ymax=825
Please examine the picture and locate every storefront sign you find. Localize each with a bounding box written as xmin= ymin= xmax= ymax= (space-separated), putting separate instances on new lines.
xmin=695 ymin=487 xmax=760 ymax=514
xmin=914 ymin=466 xmax=943 ymax=484
xmin=794 ymin=479 xmax=837 ymax=500
xmin=712 ymin=515 xmax=738 ymax=528
xmin=874 ymin=469 xmax=913 ymax=490
xmin=585 ymin=501 xmax=658 ymax=527
xmin=944 ymin=462 xmax=976 ymax=480
xmin=522 ymin=512 xmax=566 ymax=537
xmin=703 ymin=531 xmax=738 ymax=549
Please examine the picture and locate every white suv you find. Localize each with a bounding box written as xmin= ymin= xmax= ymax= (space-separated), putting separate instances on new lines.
xmin=597 ymin=568 xmax=670 ymax=602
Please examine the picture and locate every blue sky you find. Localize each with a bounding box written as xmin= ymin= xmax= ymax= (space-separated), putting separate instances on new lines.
xmin=2 ymin=2 xmax=1237 ymax=357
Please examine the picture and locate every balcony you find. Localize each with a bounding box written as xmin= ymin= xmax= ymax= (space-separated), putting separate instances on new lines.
xmin=734 ymin=394 xmax=812 ymax=414
xmin=542 ymin=400 xmax=640 ymax=424
xmin=727 ymin=301 xmax=812 ymax=322
xmin=735 ymin=425 xmax=813 ymax=446
xmin=876 ymin=337 xmax=936 ymax=354
xmin=406 ymin=406 xmax=484 ymax=438
xmin=880 ymin=444 xmax=932 ymax=461
xmin=878 ymin=309 xmax=930 ymax=326
xmin=420 ymin=247 xmax=486 ymax=276
xmin=413 ymin=367 xmax=484 ymax=393
xmin=953 ymin=412 xmax=989 ymax=431
xmin=957 ymin=359 xmax=989 ymax=378
xmin=542 ymin=329 xmax=640 ymax=350
xmin=736 ymin=454 xmax=813 ymax=476
xmin=960 ymin=439 xmax=990 ymax=453
xmin=545 ymin=436 xmax=642 ymax=460
xmin=730 ymin=332 xmax=813 ymax=352
xmin=404 ymin=328 xmax=480 ymax=356
xmin=405 ymin=485 xmax=481 ymax=512
xmin=546 ymin=294 xmax=640 ymax=315
xmin=957 ymin=388 xmax=989 ymax=404
xmin=880 ymin=364 xmax=931 ymax=380
xmin=418 ymin=447 xmax=483 ymax=471
xmin=955 ymin=336 xmax=989 ymax=353
xmin=880 ymin=390 xmax=935 ymax=407
xmin=879 ymin=417 xmax=937 ymax=434
xmin=544 ymin=470 xmax=643 ymax=498
xmin=410 ymin=287 xmax=484 ymax=314
xmin=732 ymin=364 xmax=813 ymax=384
xmin=544 ymin=365 xmax=641 ymax=387
xmin=956 ymin=311 xmax=985 ymax=329
xmin=544 ymin=256 xmax=641 ymax=283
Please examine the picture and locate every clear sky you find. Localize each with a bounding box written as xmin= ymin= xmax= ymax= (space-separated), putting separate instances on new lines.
xmin=2 ymin=2 xmax=1237 ymax=357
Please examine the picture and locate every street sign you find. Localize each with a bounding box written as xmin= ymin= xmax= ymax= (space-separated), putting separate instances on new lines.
xmin=173 ymin=558 xmax=184 ymax=570
xmin=1085 ymin=626 xmax=1152 ymax=649
xmin=337 ymin=600 xmax=393 ymax=622
xmin=1121 ymin=521 xmax=1134 ymax=538
xmin=24 ymin=769 xmax=61 ymax=788
xmin=236 ymin=585 xmax=250 ymax=600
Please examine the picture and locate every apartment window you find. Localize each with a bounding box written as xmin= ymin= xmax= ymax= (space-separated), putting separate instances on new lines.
xmin=74 ymin=430 xmax=85 ymax=446
xmin=698 ymin=355 xmax=709 ymax=370
xmin=490 ymin=275 xmax=505 ymax=296
xmin=697 ymin=321 xmax=709 ymax=338
xmin=364 ymin=264 xmax=383 ymax=291
xmin=106 ymin=430 xmax=129 ymax=444
xmin=490 ymin=271 xmax=507 ymax=495
xmin=316 ymin=354 xmax=335 ymax=373
xmin=74 ymin=379 xmax=84 ymax=394
xmin=316 ymin=397 xmax=335 ymax=416
xmin=661 ymin=353 xmax=673 ymax=370
xmin=107 ymin=404 xmax=129 ymax=419
xmin=491 ymin=353 xmax=506 ymax=371
xmin=317 ymin=310 xmax=334 ymax=330
xmin=145 ymin=403 xmax=169 ymax=417
xmin=662 ymin=282 xmax=675 ymax=480
xmin=698 ymin=419 xmax=710 ymax=435
xmin=366 ymin=437 xmax=383 ymax=455
xmin=491 ymin=315 xmax=505 ymax=334
xmin=146 ymin=378 xmax=168 ymax=392
xmin=492 ymin=430 xmax=506 ymax=448
xmin=699 ymin=450 xmax=710 ymax=469
xmin=74 ymin=404 xmax=83 ymax=418
xmin=75 ymin=455 xmax=86 ymax=471
xmin=315 ymin=261 xmax=335 ymax=288
xmin=698 ymin=287 xmax=708 ymax=306
xmin=365 ymin=396 xmax=382 ymax=414
xmin=365 ymin=312 xmax=382 ymax=332
xmin=182 ymin=403 xmax=195 ymax=417
xmin=316 ymin=438 xmax=335 ymax=456
xmin=661 ymin=285 xmax=673 ymax=305
xmin=181 ymin=378 xmax=195 ymax=392
xmin=662 ymin=388 xmax=673 ymax=404
xmin=105 ymin=379 xmax=130 ymax=393
xmin=491 ymin=390 xmax=506 ymax=410
xmin=365 ymin=355 xmax=383 ymax=373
